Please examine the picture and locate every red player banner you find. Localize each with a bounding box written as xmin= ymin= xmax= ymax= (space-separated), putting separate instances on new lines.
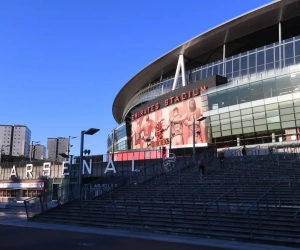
xmin=131 ymin=95 xmax=206 ymax=149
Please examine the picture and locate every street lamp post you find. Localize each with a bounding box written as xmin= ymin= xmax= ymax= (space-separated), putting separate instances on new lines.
xmin=79 ymin=128 xmax=100 ymax=185
xmin=0 ymin=145 xmax=9 ymax=163
xmin=30 ymin=141 xmax=40 ymax=162
xmin=193 ymin=117 xmax=207 ymax=164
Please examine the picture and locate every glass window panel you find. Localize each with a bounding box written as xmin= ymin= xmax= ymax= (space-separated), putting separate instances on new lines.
xmin=230 ymin=110 xmax=240 ymax=117
xmin=222 ymin=130 xmax=231 ymax=136
xmin=266 ymin=62 xmax=274 ymax=71
xmin=207 ymin=66 xmax=212 ymax=77
xmin=241 ymin=56 xmax=247 ymax=70
xmin=295 ymin=41 xmax=300 ymax=56
xmin=249 ymin=53 xmax=256 ymax=74
xmin=197 ymin=70 xmax=202 ymax=80
xmin=226 ymin=60 xmax=232 ymax=78
xmin=285 ymin=42 xmax=294 ymax=59
xmin=280 ymin=107 xmax=294 ymax=115
xmin=253 ymin=111 xmax=266 ymax=119
xmin=263 ymin=78 xmax=277 ymax=92
xmin=252 ymin=105 xmax=265 ymax=113
xmin=220 ymin=113 xmax=229 ymax=119
xmin=232 ymin=128 xmax=243 ymax=135
xmin=279 ymin=100 xmax=293 ymax=108
xmin=208 ymin=93 xmax=219 ymax=110
xmin=239 ymin=84 xmax=250 ymax=97
xmin=227 ymin=87 xmax=239 ymax=106
xmin=233 ymin=59 xmax=239 ymax=72
xmin=210 ymin=114 xmax=220 ymax=121
xmin=202 ymin=68 xmax=207 ymax=79
xmin=276 ymin=75 xmax=291 ymax=90
xmin=221 ymin=118 xmax=230 ymax=124
xmin=281 ymin=114 xmax=295 ymax=122
xmin=249 ymin=53 xmax=255 ymax=67
xmin=266 ymin=48 xmax=274 ymax=63
xmin=212 ymin=126 xmax=221 ymax=132
xmin=221 ymin=124 xmax=231 ymax=130
xmin=243 ymin=120 xmax=254 ymax=127
xmin=231 ymin=116 xmax=241 ymax=123
xmin=255 ymin=124 xmax=267 ymax=132
xmin=250 ymin=81 xmax=263 ymax=95
xmin=212 ymin=131 xmax=221 ymax=137
xmin=291 ymin=73 xmax=300 ymax=87
xmin=267 ymin=116 xmax=280 ymax=123
xmin=219 ymin=62 xmax=224 ymax=75
xmin=266 ymin=103 xmax=278 ymax=111
xmin=242 ymin=114 xmax=253 ymax=121
xmin=294 ymin=106 xmax=300 ymax=113
xmin=241 ymin=108 xmax=252 ymax=115
xmin=285 ymin=58 xmax=294 ymax=67
xmin=266 ymin=110 xmax=279 ymax=117
xmin=257 ymin=51 xmax=264 ymax=66
xmin=281 ymin=121 xmax=295 ymax=128
xmin=254 ymin=118 xmax=266 ymax=125
xmin=268 ymin=122 xmax=281 ymax=130
xmin=243 ymin=127 xmax=255 ymax=133
xmin=211 ymin=120 xmax=220 ymax=126
xmin=295 ymin=112 xmax=300 ymax=120
xmin=213 ymin=64 xmax=218 ymax=75
xmin=231 ymin=122 xmax=242 ymax=129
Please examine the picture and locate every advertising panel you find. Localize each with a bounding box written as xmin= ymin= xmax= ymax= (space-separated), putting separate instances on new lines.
xmin=131 ymin=95 xmax=206 ymax=149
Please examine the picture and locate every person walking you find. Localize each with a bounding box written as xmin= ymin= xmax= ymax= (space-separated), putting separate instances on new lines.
xmin=198 ymin=157 xmax=206 ymax=176
xmin=219 ymin=152 xmax=225 ymax=167
xmin=242 ymin=145 xmax=248 ymax=162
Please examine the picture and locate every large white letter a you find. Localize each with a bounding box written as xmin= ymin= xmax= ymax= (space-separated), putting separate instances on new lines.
xmin=104 ymin=159 xmax=116 ymax=174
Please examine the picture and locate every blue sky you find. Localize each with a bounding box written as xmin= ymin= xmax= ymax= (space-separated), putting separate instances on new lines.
xmin=0 ymin=0 xmax=272 ymax=156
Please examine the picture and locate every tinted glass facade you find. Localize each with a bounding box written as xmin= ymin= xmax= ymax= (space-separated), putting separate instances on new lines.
xmin=123 ymin=36 xmax=300 ymax=121
xmin=107 ymin=122 xmax=128 ymax=153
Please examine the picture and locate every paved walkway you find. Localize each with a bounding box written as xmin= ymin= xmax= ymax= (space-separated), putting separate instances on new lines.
xmin=0 ymin=207 xmax=298 ymax=250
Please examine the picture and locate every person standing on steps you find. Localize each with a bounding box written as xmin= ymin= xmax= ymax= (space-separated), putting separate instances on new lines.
xmin=242 ymin=145 xmax=248 ymax=162
xmin=198 ymin=156 xmax=206 ymax=176
xmin=219 ymin=152 xmax=225 ymax=167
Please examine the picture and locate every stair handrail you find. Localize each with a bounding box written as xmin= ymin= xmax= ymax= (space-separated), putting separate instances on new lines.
xmin=94 ymin=148 xmax=214 ymax=205
xmin=199 ymin=186 xmax=237 ymax=213
xmin=80 ymin=151 xmax=200 ymax=206
xmin=243 ymin=181 xmax=281 ymax=236
xmin=248 ymin=145 xmax=260 ymax=156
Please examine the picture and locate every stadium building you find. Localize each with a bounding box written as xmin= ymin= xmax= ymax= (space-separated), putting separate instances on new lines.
xmin=108 ymin=0 xmax=300 ymax=155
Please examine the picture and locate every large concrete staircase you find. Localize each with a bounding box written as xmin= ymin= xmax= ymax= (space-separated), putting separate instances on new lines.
xmin=27 ymin=149 xmax=300 ymax=247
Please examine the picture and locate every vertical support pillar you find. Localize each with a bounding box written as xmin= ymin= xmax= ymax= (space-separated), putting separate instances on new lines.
xmin=272 ymin=133 xmax=275 ymax=143
xmin=181 ymin=55 xmax=186 ymax=87
xmin=79 ymin=130 xmax=84 ymax=185
xmin=237 ymin=135 xmax=240 ymax=147
xmin=193 ymin=119 xmax=195 ymax=164
xmin=279 ymin=22 xmax=282 ymax=69
xmin=172 ymin=54 xmax=186 ymax=90
xmin=169 ymin=122 xmax=172 ymax=157
xmin=112 ymin=129 xmax=115 ymax=163
xmin=223 ymin=44 xmax=226 ymax=75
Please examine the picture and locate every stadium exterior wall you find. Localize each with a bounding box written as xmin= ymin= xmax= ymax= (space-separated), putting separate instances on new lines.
xmin=108 ymin=0 xmax=300 ymax=154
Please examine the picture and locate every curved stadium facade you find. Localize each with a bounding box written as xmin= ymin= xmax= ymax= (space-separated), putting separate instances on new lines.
xmin=108 ymin=0 xmax=300 ymax=154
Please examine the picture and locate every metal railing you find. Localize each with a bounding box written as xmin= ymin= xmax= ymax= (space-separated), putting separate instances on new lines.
xmin=244 ymin=181 xmax=281 ymax=236
xmin=24 ymin=183 xmax=81 ymax=219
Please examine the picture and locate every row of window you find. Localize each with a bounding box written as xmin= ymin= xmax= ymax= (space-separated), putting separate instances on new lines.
xmin=125 ymin=36 xmax=300 ymax=118
xmin=213 ymin=129 xmax=298 ymax=148
xmin=207 ymin=72 xmax=300 ymax=110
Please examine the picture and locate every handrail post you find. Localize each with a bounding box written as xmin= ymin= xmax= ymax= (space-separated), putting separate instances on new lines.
xmin=24 ymin=200 xmax=29 ymax=219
